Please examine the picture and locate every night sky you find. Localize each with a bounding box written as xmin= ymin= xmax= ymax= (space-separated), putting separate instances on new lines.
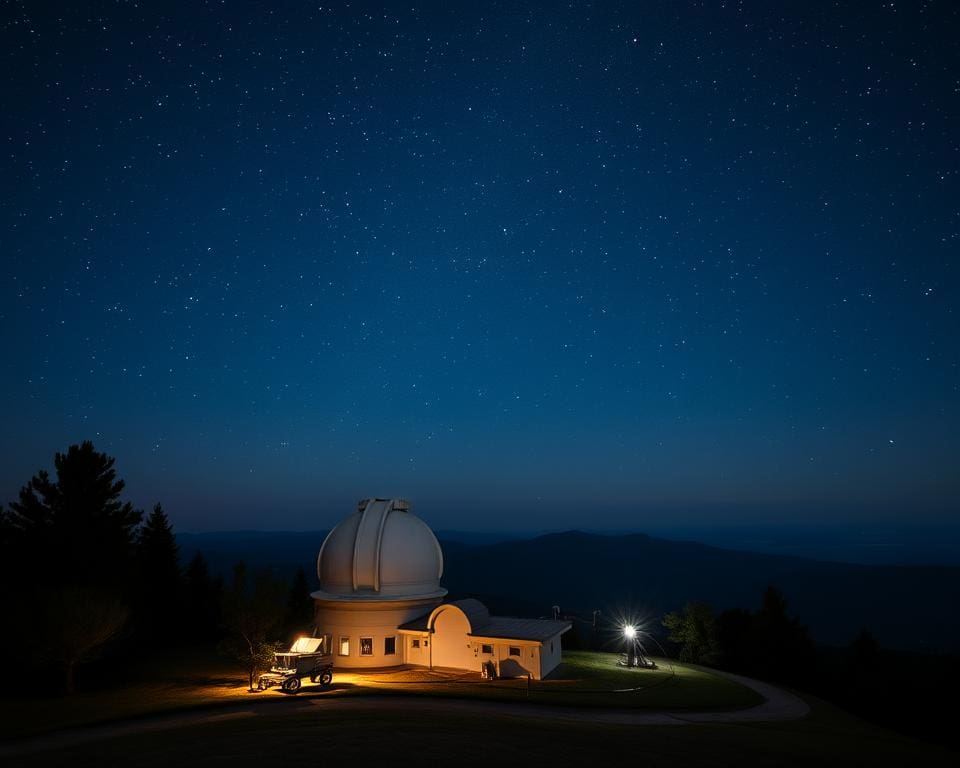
xmin=2 ymin=1 xmax=957 ymax=533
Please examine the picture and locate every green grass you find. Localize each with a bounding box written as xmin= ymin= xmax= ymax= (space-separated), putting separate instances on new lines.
xmin=3 ymin=649 xmax=953 ymax=766
xmin=9 ymin=695 xmax=955 ymax=768
xmin=0 ymin=647 xmax=251 ymax=741
xmin=327 ymin=651 xmax=763 ymax=710
xmin=538 ymin=650 xmax=764 ymax=709
xmin=0 ymin=650 xmax=753 ymax=741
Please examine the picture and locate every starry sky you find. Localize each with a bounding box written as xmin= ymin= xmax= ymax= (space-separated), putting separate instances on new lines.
xmin=2 ymin=1 xmax=957 ymax=533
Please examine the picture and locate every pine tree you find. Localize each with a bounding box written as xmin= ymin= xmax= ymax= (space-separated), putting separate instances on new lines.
xmin=221 ymin=562 xmax=286 ymax=689
xmin=4 ymin=442 xmax=141 ymax=692
xmin=185 ymin=551 xmax=222 ymax=642
xmin=135 ymin=504 xmax=182 ymax=641
xmin=7 ymin=441 xmax=142 ymax=589
xmin=283 ymin=568 xmax=316 ymax=642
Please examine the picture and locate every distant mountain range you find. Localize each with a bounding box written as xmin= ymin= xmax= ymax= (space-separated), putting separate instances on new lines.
xmin=178 ymin=529 xmax=960 ymax=653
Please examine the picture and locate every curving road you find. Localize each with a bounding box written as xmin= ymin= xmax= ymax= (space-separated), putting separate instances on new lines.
xmin=0 ymin=669 xmax=809 ymax=758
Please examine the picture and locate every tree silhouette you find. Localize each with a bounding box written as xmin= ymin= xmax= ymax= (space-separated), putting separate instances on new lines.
xmin=3 ymin=442 xmax=142 ymax=692
xmin=185 ymin=551 xmax=222 ymax=642
xmin=283 ymin=568 xmax=315 ymax=643
xmin=221 ymin=562 xmax=286 ymax=689
xmin=662 ymin=601 xmax=720 ymax=664
xmin=42 ymin=585 xmax=129 ymax=695
xmin=135 ymin=504 xmax=182 ymax=641
xmin=716 ymin=586 xmax=815 ymax=685
xmin=7 ymin=441 xmax=142 ymax=588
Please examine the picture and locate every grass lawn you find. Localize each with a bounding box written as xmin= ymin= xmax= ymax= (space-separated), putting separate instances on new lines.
xmin=0 ymin=649 xmax=759 ymax=741
xmin=0 ymin=647 xmax=251 ymax=741
xmin=2 ymin=648 xmax=954 ymax=766
xmin=329 ymin=651 xmax=763 ymax=710
xmin=538 ymin=650 xmax=763 ymax=709
xmin=10 ymin=694 xmax=956 ymax=767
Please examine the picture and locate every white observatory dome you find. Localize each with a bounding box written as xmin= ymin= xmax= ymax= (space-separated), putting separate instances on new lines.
xmin=316 ymin=499 xmax=445 ymax=599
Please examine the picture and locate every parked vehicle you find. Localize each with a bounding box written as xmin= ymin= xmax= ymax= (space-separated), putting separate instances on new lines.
xmin=257 ymin=637 xmax=334 ymax=693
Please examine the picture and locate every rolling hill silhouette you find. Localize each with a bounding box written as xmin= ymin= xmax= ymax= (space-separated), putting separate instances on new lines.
xmin=178 ymin=529 xmax=960 ymax=652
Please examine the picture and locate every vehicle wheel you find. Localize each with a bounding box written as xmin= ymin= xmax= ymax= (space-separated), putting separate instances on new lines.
xmin=319 ymin=670 xmax=333 ymax=687
xmin=283 ymin=676 xmax=301 ymax=693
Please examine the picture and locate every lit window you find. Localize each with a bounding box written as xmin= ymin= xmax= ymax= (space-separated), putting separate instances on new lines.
xmin=384 ymin=637 xmax=396 ymax=655
xmin=339 ymin=637 xmax=350 ymax=656
xmin=509 ymin=646 xmax=521 ymax=657
xmin=411 ymin=638 xmax=420 ymax=649
xmin=481 ymin=644 xmax=493 ymax=654
xmin=360 ymin=637 xmax=374 ymax=656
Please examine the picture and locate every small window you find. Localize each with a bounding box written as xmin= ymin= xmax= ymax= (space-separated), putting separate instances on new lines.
xmin=384 ymin=637 xmax=396 ymax=655
xmin=338 ymin=637 xmax=350 ymax=656
xmin=360 ymin=637 xmax=374 ymax=656
xmin=509 ymin=646 xmax=521 ymax=657
xmin=481 ymin=644 xmax=493 ymax=654
xmin=550 ymin=641 xmax=554 ymax=652
xmin=411 ymin=638 xmax=421 ymax=649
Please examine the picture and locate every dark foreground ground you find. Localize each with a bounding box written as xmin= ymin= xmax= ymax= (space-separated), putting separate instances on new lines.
xmin=10 ymin=692 xmax=955 ymax=768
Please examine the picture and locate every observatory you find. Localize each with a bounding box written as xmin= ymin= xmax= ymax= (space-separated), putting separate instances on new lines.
xmin=311 ymin=498 xmax=570 ymax=680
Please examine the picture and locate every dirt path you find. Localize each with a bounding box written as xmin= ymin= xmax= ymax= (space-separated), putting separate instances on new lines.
xmin=0 ymin=670 xmax=809 ymax=757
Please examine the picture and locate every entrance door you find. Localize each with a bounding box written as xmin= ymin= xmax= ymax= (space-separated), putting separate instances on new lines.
xmin=430 ymin=606 xmax=473 ymax=671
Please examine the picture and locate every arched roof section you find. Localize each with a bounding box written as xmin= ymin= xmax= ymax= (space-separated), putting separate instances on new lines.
xmin=426 ymin=598 xmax=491 ymax=634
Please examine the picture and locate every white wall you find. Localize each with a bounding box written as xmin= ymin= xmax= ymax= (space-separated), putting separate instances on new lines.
xmin=494 ymin=641 xmax=538 ymax=679
xmin=430 ymin=605 xmax=475 ymax=670
xmin=316 ymin=597 xmax=567 ymax=679
xmin=539 ymin=632 xmax=564 ymax=678
xmin=315 ymin=597 xmax=440 ymax=669
xmin=404 ymin=633 xmax=430 ymax=666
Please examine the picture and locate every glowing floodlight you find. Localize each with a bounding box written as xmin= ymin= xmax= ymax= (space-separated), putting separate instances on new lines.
xmin=623 ymin=624 xmax=637 ymax=639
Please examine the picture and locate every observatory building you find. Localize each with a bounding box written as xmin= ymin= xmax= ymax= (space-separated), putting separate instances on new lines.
xmin=311 ymin=498 xmax=570 ymax=680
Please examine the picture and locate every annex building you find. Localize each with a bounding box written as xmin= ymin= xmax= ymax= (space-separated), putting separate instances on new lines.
xmin=311 ymin=498 xmax=570 ymax=680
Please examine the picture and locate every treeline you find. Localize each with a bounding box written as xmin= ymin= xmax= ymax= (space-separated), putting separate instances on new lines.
xmin=661 ymin=589 xmax=960 ymax=748
xmin=662 ymin=586 xmax=816 ymax=687
xmin=0 ymin=441 xmax=314 ymax=695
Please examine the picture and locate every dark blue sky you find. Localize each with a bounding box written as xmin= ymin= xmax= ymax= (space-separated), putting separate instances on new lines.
xmin=2 ymin=1 xmax=957 ymax=532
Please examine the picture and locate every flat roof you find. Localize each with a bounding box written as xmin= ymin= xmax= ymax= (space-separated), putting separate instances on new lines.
xmin=471 ymin=616 xmax=571 ymax=642
xmin=398 ymin=599 xmax=571 ymax=642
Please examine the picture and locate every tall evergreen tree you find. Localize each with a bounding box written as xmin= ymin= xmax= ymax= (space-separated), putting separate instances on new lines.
xmin=6 ymin=441 xmax=142 ymax=589
xmin=716 ymin=586 xmax=815 ymax=685
xmin=185 ymin=551 xmax=223 ymax=643
xmin=135 ymin=504 xmax=182 ymax=641
xmin=4 ymin=442 xmax=141 ymax=692
xmin=283 ymin=568 xmax=316 ymax=642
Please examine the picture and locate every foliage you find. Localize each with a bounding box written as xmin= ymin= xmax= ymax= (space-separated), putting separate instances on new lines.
xmin=135 ymin=504 xmax=182 ymax=641
xmin=0 ymin=442 xmax=146 ymax=694
xmin=185 ymin=551 xmax=223 ymax=642
xmin=41 ymin=585 xmax=129 ymax=695
xmin=283 ymin=568 xmax=315 ymax=642
xmin=5 ymin=441 xmax=142 ymax=589
xmin=849 ymin=628 xmax=880 ymax=670
xmin=137 ymin=504 xmax=181 ymax=585
xmin=220 ymin=562 xmax=286 ymax=689
xmin=662 ymin=601 xmax=721 ymax=665
xmin=716 ymin=586 xmax=816 ymax=686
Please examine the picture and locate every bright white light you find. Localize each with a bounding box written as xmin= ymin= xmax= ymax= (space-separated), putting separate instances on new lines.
xmin=624 ymin=625 xmax=637 ymax=639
